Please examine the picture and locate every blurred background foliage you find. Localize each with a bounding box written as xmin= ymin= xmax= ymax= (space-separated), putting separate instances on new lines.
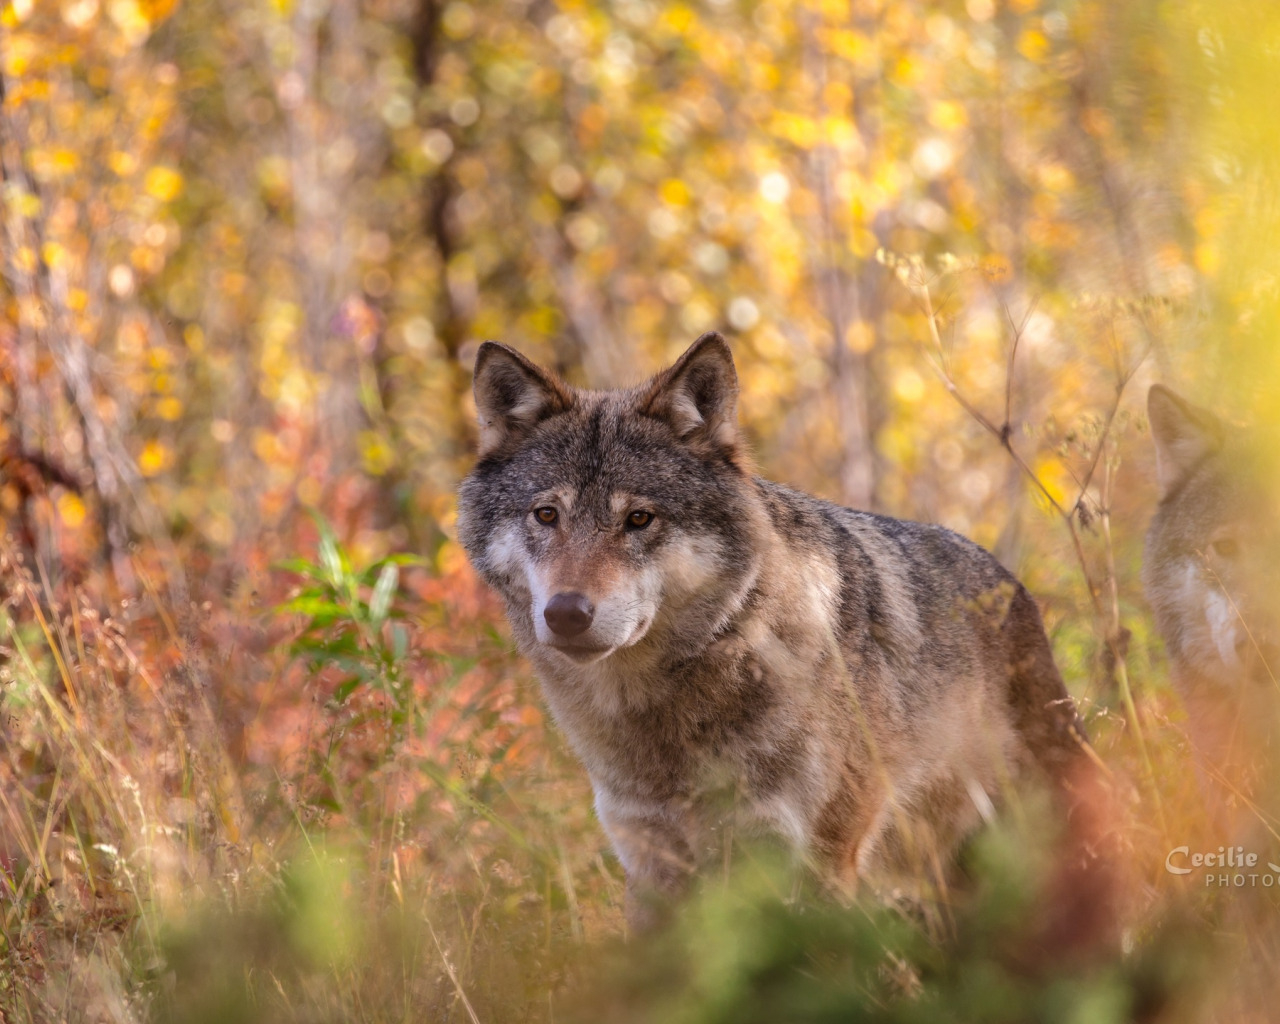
xmin=7 ymin=0 xmax=1276 ymax=574
xmin=2 ymin=0 xmax=1279 ymax=1020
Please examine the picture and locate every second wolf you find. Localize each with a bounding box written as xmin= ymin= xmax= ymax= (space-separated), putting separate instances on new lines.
xmin=1144 ymin=384 xmax=1280 ymax=820
xmin=458 ymin=333 xmax=1089 ymax=926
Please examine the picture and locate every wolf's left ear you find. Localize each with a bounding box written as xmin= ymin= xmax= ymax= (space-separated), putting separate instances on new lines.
xmin=1148 ymin=384 xmax=1224 ymax=497
xmin=641 ymin=332 xmax=740 ymax=455
xmin=472 ymin=342 xmax=574 ymax=459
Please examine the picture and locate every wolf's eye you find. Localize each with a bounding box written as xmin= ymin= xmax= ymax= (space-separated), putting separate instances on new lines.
xmin=534 ymin=506 xmax=558 ymax=525
xmin=1211 ymin=537 xmax=1240 ymax=558
xmin=626 ymin=510 xmax=653 ymax=530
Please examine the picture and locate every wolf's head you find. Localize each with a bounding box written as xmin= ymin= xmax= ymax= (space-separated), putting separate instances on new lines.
xmin=457 ymin=333 xmax=765 ymax=668
xmin=1144 ymin=385 xmax=1280 ymax=689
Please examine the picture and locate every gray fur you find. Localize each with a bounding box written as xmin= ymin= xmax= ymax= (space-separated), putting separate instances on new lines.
xmin=1144 ymin=385 xmax=1280 ymax=815
xmin=458 ymin=333 xmax=1088 ymax=927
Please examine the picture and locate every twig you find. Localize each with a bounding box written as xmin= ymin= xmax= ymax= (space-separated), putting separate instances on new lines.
xmin=427 ymin=919 xmax=483 ymax=1024
xmin=1002 ymin=294 xmax=1037 ymax=435
xmin=909 ymin=272 xmax=1165 ymax=835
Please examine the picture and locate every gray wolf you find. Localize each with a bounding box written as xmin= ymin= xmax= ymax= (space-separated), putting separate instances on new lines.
xmin=1144 ymin=384 xmax=1280 ymax=820
xmin=458 ymin=332 xmax=1089 ymax=928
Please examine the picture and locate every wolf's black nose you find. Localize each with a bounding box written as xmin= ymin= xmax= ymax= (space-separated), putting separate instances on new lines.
xmin=545 ymin=592 xmax=594 ymax=637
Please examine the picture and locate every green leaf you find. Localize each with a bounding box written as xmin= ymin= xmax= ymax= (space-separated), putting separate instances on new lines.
xmin=306 ymin=509 xmax=351 ymax=591
xmin=290 ymin=632 xmax=362 ymax=662
xmin=369 ymin=563 xmax=398 ymax=628
xmin=274 ymin=557 xmax=324 ymax=580
xmin=357 ymin=553 xmax=425 ymax=585
xmin=318 ymin=530 xmax=343 ymax=590
xmin=279 ymin=595 xmax=347 ymax=618
xmin=382 ymin=552 xmax=426 ymax=566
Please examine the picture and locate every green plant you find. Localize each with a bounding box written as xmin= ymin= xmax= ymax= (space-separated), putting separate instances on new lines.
xmin=277 ymin=514 xmax=423 ymax=735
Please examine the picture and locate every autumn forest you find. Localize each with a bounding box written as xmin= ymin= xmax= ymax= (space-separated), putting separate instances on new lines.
xmin=2 ymin=0 xmax=1279 ymax=1020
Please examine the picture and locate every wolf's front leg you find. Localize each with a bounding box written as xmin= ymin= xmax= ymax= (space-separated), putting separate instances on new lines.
xmin=595 ymin=793 xmax=698 ymax=932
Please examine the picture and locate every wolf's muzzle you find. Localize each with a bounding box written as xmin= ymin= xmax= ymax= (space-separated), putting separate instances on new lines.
xmin=544 ymin=592 xmax=595 ymax=638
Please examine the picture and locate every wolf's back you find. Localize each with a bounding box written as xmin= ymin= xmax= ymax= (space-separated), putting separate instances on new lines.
xmin=757 ymin=480 xmax=1086 ymax=780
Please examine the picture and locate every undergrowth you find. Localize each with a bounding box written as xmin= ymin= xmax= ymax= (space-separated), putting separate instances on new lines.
xmin=1 ymin=521 xmax=1277 ymax=1023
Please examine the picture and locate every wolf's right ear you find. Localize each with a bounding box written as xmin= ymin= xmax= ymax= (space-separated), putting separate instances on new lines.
xmin=1148 ymin=384 xmax=1224 ymax=497
xmin=472 ymin=342 xmax=574 ymax=459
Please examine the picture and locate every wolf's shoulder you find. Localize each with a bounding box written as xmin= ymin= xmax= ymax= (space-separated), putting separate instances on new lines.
xmin=754 ymin=478 xmax=1012 ymax=585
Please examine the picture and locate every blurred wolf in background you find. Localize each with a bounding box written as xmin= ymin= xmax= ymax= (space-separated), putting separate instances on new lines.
xmin=458 ymin=333 xmax=1090 ymax=929
xmin=1144 ymin=385 xmax=1280 ymax=825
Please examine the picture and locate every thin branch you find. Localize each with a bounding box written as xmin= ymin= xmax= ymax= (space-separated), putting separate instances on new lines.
xmin=917 ymin=284 xmax=1069 ymax=518
xmin=910 ymin=273 xmax=1166 ymax=836
xmin=1001 ymin=294 xmax=1037 ymax=435
xmin=1072 ymin=347 xmax=1153 ymax=519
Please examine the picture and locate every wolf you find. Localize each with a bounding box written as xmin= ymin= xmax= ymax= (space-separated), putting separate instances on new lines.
xmin=457 ymin=333 xmax=1089 ymax=928
xmin=1144 ymin=384 xmax=1280 ymax=821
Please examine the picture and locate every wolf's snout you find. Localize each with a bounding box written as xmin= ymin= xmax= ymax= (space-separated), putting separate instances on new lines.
xmin=545 ymin=592 xmax=595 ymax=637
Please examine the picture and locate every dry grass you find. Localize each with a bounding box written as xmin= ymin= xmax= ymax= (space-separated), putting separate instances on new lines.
xmin=1 ymin=520 xmax=1278 ymax=1024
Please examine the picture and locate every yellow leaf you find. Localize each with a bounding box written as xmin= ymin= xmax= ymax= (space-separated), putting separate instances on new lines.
xmin=1017 ymin=29 xmax=1049 ymax=63
xmin=659 ymin=178 xmax=691 ymax=207
xmin=892 ymin=368 xmax=926 ymax=404
xmin=893 ymin=56 xmax=919 ymax=84
xmin=2 ymin=35 xmax=32 ymax=75
xmin=981 ymin=255 xmax=1012 ymax=283
xmin=45 ymin=148 xmax=79 ymax=176
xmin=824 ymin=117 xmax=857 ymax=150
xmin=1031 ymin=456 xmax=1069 ymax=511
xmin=820 ymin=28 xmax=869 ymax=65
xmin=659 ymin=4 xmax=695 ymax=34
xmin=107 ymin=0 xmax=151 ymax=43
xmin=13 ymin=190 xmax=41 ymax=218
xmin=1038 ymin=163 xmax=1073 ymax=192
xmin=359 ymin=430 xmax=395 ymax=476
xmin=57 ymin=493 xmax=86 ymax=529
xmin=109 ymin=151 xmax=138 ymax=176
xmin=144 ymin=166 xmax=183 ymax=202
xmin=138 ymin=0 xmax=178 ymax=23
xmin=522 ymin=306 xmax=558 ymax=336
xmin=138 ymin=440 xmax=172 ymax=476
xmin=435 ymin=539 xmax=470 ymax=577
xmin=1195 ymin=242 xmax=1219 ymax=277
xmin=5 ymin=79 xmax=50 ymax=106
xmin=253 ymin=430 xmax=279 ymax=463
xmin=928 ymin=101 xmax=968 ymax=132
xmin=772 ymin=112 xmax=821 ymax=150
